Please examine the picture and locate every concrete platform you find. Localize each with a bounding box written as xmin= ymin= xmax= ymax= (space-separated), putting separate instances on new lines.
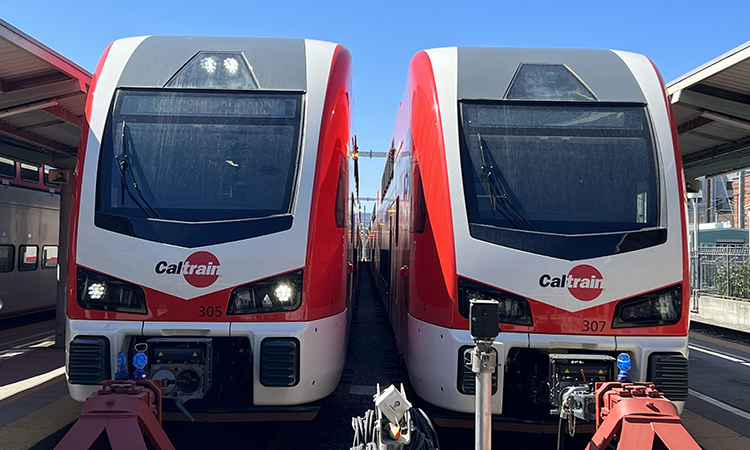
xmin=691 ymin=295 xmax=750 ymax=333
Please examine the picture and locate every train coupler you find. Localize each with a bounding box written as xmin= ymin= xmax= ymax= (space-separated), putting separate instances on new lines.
xmin=584 ymin=382 xmax=700 ymax=450
xmin=54 ymin=380 xmax=175 ymax=450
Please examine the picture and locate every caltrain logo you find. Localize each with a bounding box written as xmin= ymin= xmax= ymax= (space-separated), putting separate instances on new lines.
xmin=538 ymin=265 xmax=603 ymax=301
xmin=154 ymin=251 xmax=220 ymax=288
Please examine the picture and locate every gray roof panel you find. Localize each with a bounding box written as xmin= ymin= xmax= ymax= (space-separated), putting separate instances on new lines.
xmin=457 ymin=47 xmax=645 ymax=103
xmin=118 ymin=36 xmax=307 ymax=90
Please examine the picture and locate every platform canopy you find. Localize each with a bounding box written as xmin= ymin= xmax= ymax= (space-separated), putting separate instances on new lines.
xmin=0 ymin=19 xmax=91 ymax=168
xmin=668 ymin=40 xmax=750 ymax=180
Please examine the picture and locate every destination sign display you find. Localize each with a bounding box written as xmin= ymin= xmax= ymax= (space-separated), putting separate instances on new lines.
xmin=119 ymin=93 xmax=298 ymax=118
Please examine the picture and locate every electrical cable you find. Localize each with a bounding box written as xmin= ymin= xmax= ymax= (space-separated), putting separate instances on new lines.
xmin=351 ymin=409 xmax=378 ymax=450
xmin=351 ymin=407 xmax=439 ymax=450
xmin=408 ymin=408 xmax=440 ymax=450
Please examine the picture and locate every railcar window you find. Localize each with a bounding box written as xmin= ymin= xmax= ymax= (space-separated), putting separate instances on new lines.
xmin=335 ymin=156 xmax=347 ymax=228
xmin=97 ymin=89 xmax=303 ymax=222
xmin=459 ymin=102 xmax=658 ymax=235
xmin=395 ymin=197 xmax=400 ymax=247
xmin=20 ymin=163 xmax=40 ymax=183
xmin=0 ymin=245 xmax=14 ymax=272
xmin=411 ymin=164 xmax=426 ymax=234
xmin=0 ymin=157 xmax=15 ymax=178
xmin=19 ymin=245 xmax=38 ymax=271
xmin=42 ymin=245 xmax=58 ymax=269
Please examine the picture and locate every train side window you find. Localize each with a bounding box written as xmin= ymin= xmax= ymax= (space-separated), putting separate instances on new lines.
xmin=412 ymin=164 xmax=426 ymax=234
xmin=42 ymin=245 xmax=58 ymax=269
xmin=0 ymin=245 xmax=14 ymax=272
xmin=19 ymin=245 xmax=38 ymax=271
xmin=0 ymin=157 xmax=15 ymax=179
xmin=335 ymin=157 xmax=346 ymax=228
xmin=395 ymin=197 xmax=400 ymax=247
xmin=20 ymin=163 xmax=40 ymax=183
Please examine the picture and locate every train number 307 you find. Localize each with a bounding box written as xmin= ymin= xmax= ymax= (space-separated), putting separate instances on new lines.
xmin=198 ymin=305 xmax=223 ymax=317
xmin=582 ymin=319 xmax=606 ymax=332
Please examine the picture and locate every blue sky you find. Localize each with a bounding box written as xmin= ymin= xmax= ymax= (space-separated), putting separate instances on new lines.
xmin=3 ymin=1 xmax=750 ymax=199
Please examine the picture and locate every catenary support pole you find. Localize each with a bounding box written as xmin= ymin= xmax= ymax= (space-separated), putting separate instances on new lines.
xmin=54 ymin=159 xmax=76 ymax=348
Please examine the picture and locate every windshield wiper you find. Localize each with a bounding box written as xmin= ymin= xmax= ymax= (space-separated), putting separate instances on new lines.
xmin=476 ymin=134 xmax=534 ymax=231
xmin=116 ymin=121 xmax=161 ymax=219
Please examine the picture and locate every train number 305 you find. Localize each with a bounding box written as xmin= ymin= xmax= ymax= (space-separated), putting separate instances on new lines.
xmin=198 ymin=305 xmax=223 ymax=317
xmin=582 ymin=319 xmax=606 ymax=332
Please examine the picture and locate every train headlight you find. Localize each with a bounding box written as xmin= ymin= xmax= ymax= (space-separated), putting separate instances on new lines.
xmin=275 ymin=284 xmax=293 ymax=304
xmin=228 ymin=270 xmax=303 ymax=315
xmin=458 ymin=278 xmax=533 ymax=326
xmin=200 ymin=57 xmax=218 ymax=74
xmin=612 ymin=284 xmax=682 ymax=328
xmin=223 ymin=57 xmax=239 ymax=74
xmin=77 ymin=267 xmax=147 ymax=314
xmin=87 ymin=283 xmax=106 ymax=300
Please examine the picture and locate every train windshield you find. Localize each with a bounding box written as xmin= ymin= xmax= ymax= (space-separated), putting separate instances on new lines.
xmin=459 ymin=102 xmax=659 ymax=235
xmin=97 ymin=89 xmax=303 ymax=222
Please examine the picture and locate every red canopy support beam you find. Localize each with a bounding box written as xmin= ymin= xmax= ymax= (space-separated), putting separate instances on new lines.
xmin=0 ymin=121 xmax=76 ymax=155
xmin=42 ymin=104 xmax=83 ymax=128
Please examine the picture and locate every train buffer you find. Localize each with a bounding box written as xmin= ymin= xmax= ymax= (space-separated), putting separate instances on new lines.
xmin=581 ymin=382 xmax=701 ymax=450
xmin=54 ymin=380 xmax=175 ymax=450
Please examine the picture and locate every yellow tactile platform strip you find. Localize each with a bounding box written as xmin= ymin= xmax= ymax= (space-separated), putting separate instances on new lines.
xmin=0 ymin=396 xmax=81 ymax=450
xmin=682 ymin=408 xmax=750 ymax=450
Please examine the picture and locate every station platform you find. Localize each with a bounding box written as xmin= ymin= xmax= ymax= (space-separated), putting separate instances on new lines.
xmin=0 ymin=321 xmax=80 ymax=450
xmin=2 ymin=275 xmax=750 ymax=449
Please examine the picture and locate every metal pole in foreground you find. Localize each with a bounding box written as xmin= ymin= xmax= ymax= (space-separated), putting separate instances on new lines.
xmin=472 ymin=341 xmax=496 ymax=450
xmin=469 ymin=299 xmax=500 ymax=450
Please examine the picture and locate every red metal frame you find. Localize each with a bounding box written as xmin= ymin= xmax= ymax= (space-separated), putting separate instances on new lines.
xmin=586 ymin=382 xmax=700 ymax=450
xmin=54 ymin=380 xmax=175 ymax=450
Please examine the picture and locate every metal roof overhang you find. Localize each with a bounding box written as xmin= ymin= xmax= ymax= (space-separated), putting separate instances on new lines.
xmin=0 ymin=18 xmax=91 ymax=168
xmin=667 ymin=40 xmax=750 ymax=180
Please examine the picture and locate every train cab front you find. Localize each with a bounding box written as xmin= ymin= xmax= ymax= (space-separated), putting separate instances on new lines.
xmin=65 ymin=36 xmax=353 ymax=415
xmin=400 ymin=47 xmax=689 ymax=421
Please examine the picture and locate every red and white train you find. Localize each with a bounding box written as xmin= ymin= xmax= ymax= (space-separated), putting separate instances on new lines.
xmin=66 ymin=36 xmax=355 ymax=414
xmin=369 ymin=47 xmax=689 ymax=418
